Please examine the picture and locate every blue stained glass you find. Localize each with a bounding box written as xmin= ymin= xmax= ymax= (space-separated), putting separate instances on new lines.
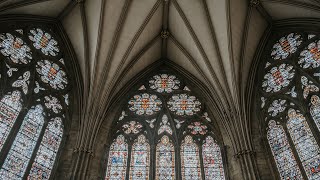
xmin=27 ymin=117 xmax=63 ymax=179
xmin=0 ymin=91 xmax=22 ymax=151
xmin=0 ymin=105 xmax=44 ymax=179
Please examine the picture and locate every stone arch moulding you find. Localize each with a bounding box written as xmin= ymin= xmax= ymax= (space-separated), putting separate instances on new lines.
xmin=92 ymin=59 xmax=232 ymax=180
xmin=248 ymin=18 xmax=320 ymax=180
xmin=0 ymin=15 xmax=83 ymax=179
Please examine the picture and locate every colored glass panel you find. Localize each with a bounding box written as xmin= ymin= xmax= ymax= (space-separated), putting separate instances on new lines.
xmin=181 ymin=135 xmax=202 ymax=180
xmin=0 ymin=105 xmax=44 ymax=179
xmin=188 ymin=121 xmax=208 ymax=135
xmin=28 ymin=28 xmax=59 ymax=56
xmin=0 ymin=91 xmax=22 ymax=151
xmin=36 ymin=60 xmax=68 ymax=90
xmin=262 ymin=64 xmax=295 ymax=93
xmin=310 ymin=95 xmax=320 ymax=132
xmin=202 ymin=136 xmax=225 ymax=180
xmin=271 ymin=33 xmax=302 ymax=60
xmin=0 ymin=33 xmax=32 ymax=64
xmin=149 ymin=74 xmax=180 ymax=93
xmin=122 ymin=121 xmax=143 ymax=134
xmin=156 ymin=136 xmax=175 ymax=180
xmin=158 ymin=114 xmax=172 ymax=135
xmin=167 ymin=94 xmax=201 ymax=116
xmin=267 ymin=120 xmax=303 ymax=179
xmin=299 ymin=40 xmax=320 ymax=68
xmin=129 ymin=135 xmax=150 ymax=180
xmin=287 ymin=109 xmax=320 ymax=179
xmin=128 ymin=93 xmax=162 ymax=115
xmin=28 ymin=117 xmax=63 ymax=179
xmin=105 ymin=135 xmax=128 ymax=180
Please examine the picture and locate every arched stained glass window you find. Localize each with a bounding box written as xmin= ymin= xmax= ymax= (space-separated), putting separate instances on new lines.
xmin=129 ymin=135 xmax=150 ymax=180
xmin=181 ymin=135 xmax=202 ymax=180
xmin=104 ymin=72 xmax=226 ymax=180
xmin=0 ymin=23 xmax=73 ymax=180
xmin=105 ymin=135 xmax=128 ymax=180
xmin=258 ymin=31 xmax=320 ymax=179
xmin=202 ymin=136 xmax=225 ymax=180
xmin=156 ymin=135 xmax=175 ymax=180
xmin=267 ymin=120 xmax=303 ymax=179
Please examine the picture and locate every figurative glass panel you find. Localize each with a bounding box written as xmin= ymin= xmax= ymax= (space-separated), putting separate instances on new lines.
xmin=287 ymin=109 xmax=320 ymax=179
xmin=310 ymin=95 xmax=320 ymax=131
xmin=156 ymin=136 xmax=175 ymax=180
xmin=0 ymin=91 xmax=22 ymax=151
xmin=28 ymin=117 xmax=63 ymax=180
xmin=181 ymin=135 xmax=201 ymax=180
xmin=129 ymin=135 xmax=150 ymax=180
xmin=267 ymin=120 xmax=303 ymax=179
xmin=0 ymin=105 xmax=44 ymax=179
xmin=202 ymin=136 xmax=225 ymax=180
xmin=105 ymin=135 xmax=128 ymax=180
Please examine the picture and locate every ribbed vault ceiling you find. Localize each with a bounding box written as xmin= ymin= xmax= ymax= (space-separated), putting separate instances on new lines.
xmin=2 ymin=0 xmax=320 ymax=174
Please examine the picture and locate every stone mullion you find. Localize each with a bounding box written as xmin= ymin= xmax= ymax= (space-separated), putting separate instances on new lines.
xmin=125 ymin=141 xmax=133 ymax=180
xmin=198 ymin=144 xmax=205 ymax=180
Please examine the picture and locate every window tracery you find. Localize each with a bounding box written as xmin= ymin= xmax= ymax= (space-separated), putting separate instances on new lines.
xmin=0 ymin=24 xmax=72 ymax=180
xmin=258 ymin=32 xmax=320 ymax=179
xmin=104 ymin=72 xmax=226 ymax=179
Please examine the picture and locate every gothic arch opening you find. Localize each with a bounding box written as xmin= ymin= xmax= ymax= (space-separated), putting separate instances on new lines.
xmin=96 ymin=62 xmax=230 ymax=180
xmin=0 ymin=16 xmax=81 ymax=179
xmin=253 ymin=21 xmax=320 ymax=179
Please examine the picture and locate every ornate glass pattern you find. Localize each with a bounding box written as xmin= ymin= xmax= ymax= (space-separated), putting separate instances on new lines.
xmin=181 ymin=135 xmax=202 ymax=180
xmin=149 ymin=74 xmax=180 ymax=93
xmin=156 ymin=136 xmax=175 ymax=180
xmin=106 ymin=72 xmax=225 ymax=180
xmin=128 ymin=93 xmax=162 ymax=115
xmin=167 ymin=94 xmax=201 ymax=115
xmin=301 ymin=76 xmax=319 ymax=99
xmin=122 ymin=121 xmax=143 ymax=134
xmin=202 ymin=136 xmax=225 ymax=180
xmin=271 ymin=33 xmax=302 ymax=60
xmin=0 ymin=105 xmax=44 ymax=179
xmin=129 ymin=135 xmax=150 ymax=180
xmin=0 ymin=91 xmax=22 ymax=151
xmin=0 ymin=33 xmax=32 ymax=64
xmin=29 ymin=28 xmax=59 ymax=56
xmin=188 ymin=122 xmax=208 ymax=135
xmin=0 ymin=25 xmax=71 ymax=180
xmin=36 ymin=60 xmax=68 ymax=90
xmin=299 ymin=40 xmax=320 ymax=68
xmin=105 ymin=135 xmax=128 ymax=180
xmin=158 ymin=114 xmax=172 ymax=135
xmin=267 ymin=99 xmax=287 ymax=117
xmin=262 ymin=64 xmax=295 ymax=93
xmin=287 ymin=109 xmax=320 ymax=179
xmin=28 ymin=117 xmax=63 ymax=180
xmin=310 ymin=95 xmax=320 ymax=131
xmin=267 ymin=120 xmax=303 ymax=179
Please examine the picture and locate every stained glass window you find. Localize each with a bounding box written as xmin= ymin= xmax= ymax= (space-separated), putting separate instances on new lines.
xmin=202 ymin=136 xmax=225 ymax=180
xmin=156 ymin=136 xmax=175 ymax=180
xmin=129 ymin=135 xmax=150 ymax=180
xmin=0 ymin=25 xmax=72 ymax=180
xmin=104 ymin=73 xmax=226 ymax=179
xmin=258 ymin=32 xmax=320 ymax=179
xmin=181 ymin=135 xmax=202 ymax=180
xmin=267 ymin=120 xmax=303 ymax=179
xmin=105 ymin=135 xmax=128 ymax=180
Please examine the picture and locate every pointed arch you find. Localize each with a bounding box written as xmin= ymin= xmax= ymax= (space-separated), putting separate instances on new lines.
xmin=101 ymin=62 xmax=227 ymax=180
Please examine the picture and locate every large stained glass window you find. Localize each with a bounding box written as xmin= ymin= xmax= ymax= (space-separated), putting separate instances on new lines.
xmin=258 ymin=31 xmax=320 ymax=179
xmin=104 ymin=73 xmax=226 ymax=179
xmin=0 ymin=25 xmax=72 ymax=180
